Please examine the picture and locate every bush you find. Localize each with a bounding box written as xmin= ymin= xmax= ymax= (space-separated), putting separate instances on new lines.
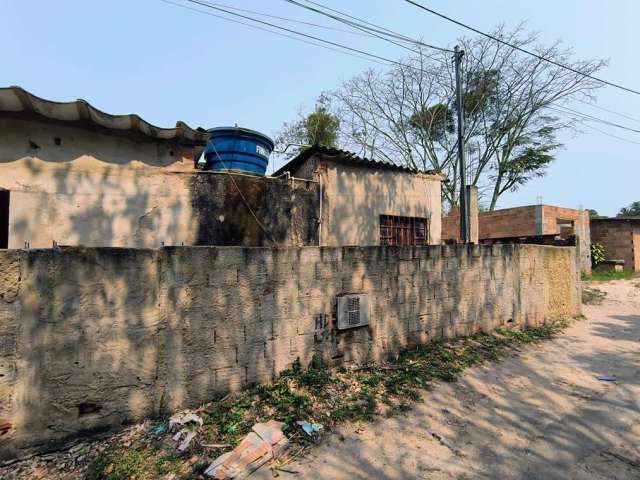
xmin=591 ymin=242 xmax=605 ymax=266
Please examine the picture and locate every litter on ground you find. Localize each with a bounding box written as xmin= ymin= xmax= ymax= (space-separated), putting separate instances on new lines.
xmin=296 ymin=421 xmax=323 ymax=437
xmin=205 ymin=420 xmax=288 ymax=479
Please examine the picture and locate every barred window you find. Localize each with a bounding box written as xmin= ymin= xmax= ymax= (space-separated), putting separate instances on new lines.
xmin=379 ymin=215 xmax=428 ymax=246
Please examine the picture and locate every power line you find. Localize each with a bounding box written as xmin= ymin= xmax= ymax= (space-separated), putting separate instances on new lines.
xmin=284 ymin=0 xmax=453 ymax=54
xmin=579 ymin=121 xmax=640 ymax=145
xmin=284 ymin=0 xmax=430 ymax=58
xmin=547 ymin=106 xmax=640 ymax=145
xmin=572 ymin=98 xmax=640 ymax=124
xmin=159 ymin=0 xmax=390 ymax=65
xmin=402 ymin=0 xmax=640 ymax=96
xmin=195 ymin=0 xmax=372 ymax=36
xmin=549 ymin=105 xmax=640 ymax=134
xmin=181 ymin=0 xmax=449 ymax=74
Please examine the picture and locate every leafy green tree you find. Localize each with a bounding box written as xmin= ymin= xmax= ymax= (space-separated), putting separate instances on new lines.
xmin=275 ymin=96 xmax=340 ymax=159
xmin=587 ymin=209 xmax=600 ymax=218
xmin=617 ymin=201 xmax=640 ymax=217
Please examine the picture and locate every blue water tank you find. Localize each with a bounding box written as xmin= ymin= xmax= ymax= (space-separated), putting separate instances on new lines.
xmin=203 ymin=126 xmax=274 ymax=175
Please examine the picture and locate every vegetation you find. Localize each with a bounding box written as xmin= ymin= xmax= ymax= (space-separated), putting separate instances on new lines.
xmin=582 ymin=286 xmax=606 ymax=305
xmin=275 ymin=95 xmax=340 ymax=159
xmin=590 ymin=242 xmax=606 ymax=266
xmin=582 ymin=270 xmax=635 ymax=282
xmin=87 ymin=319 xmax=573 ymax=479
xmin=587 ymin=209 xmax=601 ymax=218
xmin=617 ymin=201 xmax=640 ymax=217
xmin=283 ymin=25 xmax=605 ymax=210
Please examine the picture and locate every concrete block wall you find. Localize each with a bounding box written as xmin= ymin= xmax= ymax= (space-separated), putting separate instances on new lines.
xmin=0 ymin=244 xmax=580 ymax=460
xmin=591 ymin=219 xmax=640 ymax=271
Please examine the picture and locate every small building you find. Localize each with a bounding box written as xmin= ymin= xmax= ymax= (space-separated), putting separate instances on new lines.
xmin=274 ymin=146 xmax=444 ymax=246
xmin=442 ymin=204 xmax=591 ymax=273
xmin=0 ymin=86 xmax=318 ymax=248
xmin=590 ymin=217 xmax=640 ymax=271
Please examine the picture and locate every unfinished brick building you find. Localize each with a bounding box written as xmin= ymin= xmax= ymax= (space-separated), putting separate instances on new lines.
xmin=442 ymin=204 xmax=591 ymax=274
xmin=590 ymin=217 xmax=640 ymax=271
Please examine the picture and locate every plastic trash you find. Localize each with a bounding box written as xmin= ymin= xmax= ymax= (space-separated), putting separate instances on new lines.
xmin=168 ymin=411 xmax=203 ymax=451
xmin=296 ymin=421 xmax=323 ymax=436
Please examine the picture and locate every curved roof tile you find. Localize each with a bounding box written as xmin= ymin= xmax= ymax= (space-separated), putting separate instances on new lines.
xmin=0 ymin=86 xmax=210 ymax=145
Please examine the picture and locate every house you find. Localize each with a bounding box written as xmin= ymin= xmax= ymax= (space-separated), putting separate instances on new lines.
xmin=590 ymin=217 xmax=640 ymax=271
xmin=0 ymin=87 xmax=443 ymax=249
xmin=0 ymin=86 xmax=318 ymax=248
xmin=274 ymin=145 xmax=444 ymax=246
xmin=442 ymin=204 xmax=591 ymax=274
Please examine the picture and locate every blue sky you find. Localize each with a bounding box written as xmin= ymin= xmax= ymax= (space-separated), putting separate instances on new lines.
xmin=2 ymin=0 xmax=639 ymax=215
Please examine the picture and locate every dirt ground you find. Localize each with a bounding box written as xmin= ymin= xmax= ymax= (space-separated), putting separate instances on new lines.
xmin=261 ymin=279 xmax=640 ymax=480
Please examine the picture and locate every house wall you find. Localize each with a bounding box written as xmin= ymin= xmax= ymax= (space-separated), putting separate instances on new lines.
xmin=0 ymin=244 xmax=580 ymax=460
xmin=0 ymin=118 xmax=318 ymax=248
xmin=310 ymin=157 xmax=442 ymax=246
xmin=591 ymin=219 xmax=640 ymax=271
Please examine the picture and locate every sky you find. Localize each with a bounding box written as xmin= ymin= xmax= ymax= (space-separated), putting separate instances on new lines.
xmin=2 ymin=0 xmax=639 ymax=216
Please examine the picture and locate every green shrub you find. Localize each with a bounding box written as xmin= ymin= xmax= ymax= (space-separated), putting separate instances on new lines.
xmin=591 ymin=242 xmax=605 ymax=266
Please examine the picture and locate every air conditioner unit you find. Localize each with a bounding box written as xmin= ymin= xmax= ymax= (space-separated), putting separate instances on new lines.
xmin=336 ymin=294 xmax=369 ymax=330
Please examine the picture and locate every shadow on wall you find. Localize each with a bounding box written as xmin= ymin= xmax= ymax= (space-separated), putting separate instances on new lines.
xmin=4 ymin=156 xmax=319 ymax=248
xmin=0 ymin=244 xmax=579 ymax=461
xmin=189 ymin=174 xmax=319 ymax=247
xmin=323 ymin=160 xmax=440 ymax=246
xmin=3 ymin=143 xmax=193 ymax=248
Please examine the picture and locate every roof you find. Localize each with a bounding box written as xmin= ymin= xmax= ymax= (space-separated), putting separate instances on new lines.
xmin=591 ymin=216 xmax=640 ymax=223
xmin=273 ymin=145 xmax=444 ymax=179
xmin=0 ymin=86 xmax=210 ymax=146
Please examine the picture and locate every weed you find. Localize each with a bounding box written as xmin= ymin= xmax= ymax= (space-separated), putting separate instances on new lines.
xmin=82 ymin=318 xmax=573 ymax=479
xmin=582 ymin=270 xmax=635 ymax=282
xmin=582 ymin=286 xmax=606 ymax=305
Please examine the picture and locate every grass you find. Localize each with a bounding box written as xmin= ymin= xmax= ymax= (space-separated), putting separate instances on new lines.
xmin=582 ymin=270 xmax=636 ymax=282
xmin=582 ymin=286 xmax=607 ymax=305
xmin=86 ymin=319 xmax=572 ymax=480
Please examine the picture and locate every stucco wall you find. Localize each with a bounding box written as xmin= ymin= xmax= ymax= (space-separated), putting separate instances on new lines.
xmin=316 ymin=158 xmax=442 ymax=246
xmin=0 ymin=118 xmax=318 ymax=248
xmin=0 ymin=244 xmax=579 ymax=460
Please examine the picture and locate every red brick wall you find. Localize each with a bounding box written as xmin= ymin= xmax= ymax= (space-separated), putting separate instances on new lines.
xmin=443 ymin=205 xmax=539 ymax=241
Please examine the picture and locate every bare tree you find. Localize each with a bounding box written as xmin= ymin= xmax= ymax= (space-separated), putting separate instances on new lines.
xmin=330 ymin=24 xmax=606 ymax=210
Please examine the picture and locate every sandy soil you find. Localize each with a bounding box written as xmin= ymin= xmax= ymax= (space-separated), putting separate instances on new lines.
xmin=262 ymin=279 xmax=640 ymax=480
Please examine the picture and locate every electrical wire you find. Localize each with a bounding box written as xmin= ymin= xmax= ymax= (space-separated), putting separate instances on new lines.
xmin=402 ymin=0 xmax=640 ymax=96
xmin=572 ymin=98 xmax=640 ymax=124
xmin=548 ymin=105 xmax=640 ymax=134
xmin=181 ymin=0 xmax=450 ymax=74
xmin=159 ymin=0 xmax=389 ymax=65
xmin=284 ymin=0 xmax=453 ymax=54
xmin=195 ymin=0 xmax=372 ymax=36
xmin=575 ymin=119 xmax=640 ymax=145
xmin=284 ymin=0 xmax=432 ymax=59
xmin=546 ymin=106 xmax=640 ymax=144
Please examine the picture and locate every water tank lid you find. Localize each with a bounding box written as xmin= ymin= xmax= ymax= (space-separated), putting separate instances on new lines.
xmin=207 ymin=126 xmax=275 ymax=150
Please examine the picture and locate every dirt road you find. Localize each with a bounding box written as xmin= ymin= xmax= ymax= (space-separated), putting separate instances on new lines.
xmin=266 ymin=279 xmax=640 ymax=479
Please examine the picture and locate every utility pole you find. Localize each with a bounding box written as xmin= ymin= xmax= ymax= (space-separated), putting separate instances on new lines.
xmin=454 ymin=45 xmax=468 ymax=243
